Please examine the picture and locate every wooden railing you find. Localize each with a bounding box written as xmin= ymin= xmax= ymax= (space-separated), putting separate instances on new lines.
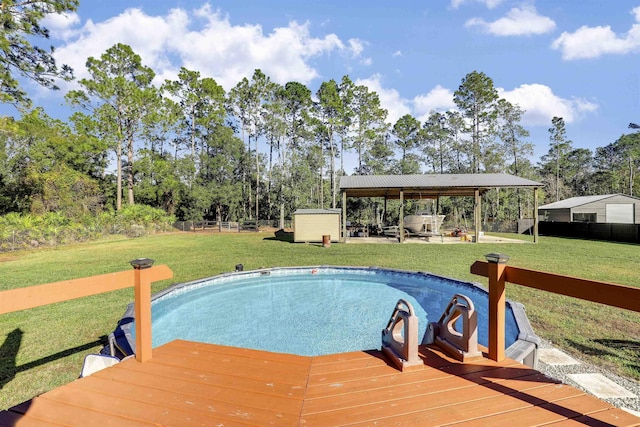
xmin=471 ymin=254 xmax=640 ymax=362
xmin=0 ymin=258 xmax=173 ymax=363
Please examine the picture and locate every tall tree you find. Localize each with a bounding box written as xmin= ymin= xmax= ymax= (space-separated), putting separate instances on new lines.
xmin=593 ymin=143 xmax=625 ymax=194
xmin=617 ymin=132 xmax=640 ymax=196
xmin=593 ymin=132 xmax=640 ymax=196
xmin=247 ymin=70 xmax=273 ymax=221
xmin=422 ymin=112 xmax=450 ymax=173
xmin=227 ymin=78 xmax=251 ymax=218
xmin=135 ymin=96 xmax=184 ymax=214
xmin=540 ymin=116 xmax=573 ymax=201
xmin=453 ymin=71 xmax=499 ymax=173
xmin=0 ymin=0 xmax=77 ymax=108
xmin=316 ymin=79 xmax=343 ymax=208
xmin=197 ymin=125 xmax=245 ymax=223
xmin=228 ymin=69 xmax=273 ymax=220
xmin=496 ymin=99 xmax=532 ymax=218
xmin=565 ymin=148 xmax=593 ymax=196
xmin=496 ymin=99 xmax=531 ymax=175
xmin=337 ymin=75 xmax=355 ymax=174
xmin=163 ymin=67 xmax=226 ymax=178
xmin=261 ymin=82 xmax=287 ymax=219
xmin=66 ymin=43 xmax=156 ymax=209
xmin=279 ymin=81 xmax=312 ymax=227
xmin=391 ymin=114 xmax=421 ymax=174
xmin=351 ymin=83 xmax=388 ymax=174
xmin=445 ymin=111 xmax=467 ymax=173
xmin=362 ymin=135 xmax=394 ymax=175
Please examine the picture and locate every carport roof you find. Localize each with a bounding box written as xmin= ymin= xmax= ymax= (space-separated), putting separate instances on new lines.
xmin=339 ymin=173 xmax=541 ymax=199
xmin=538 ymin=193 xmax=640 ymax=209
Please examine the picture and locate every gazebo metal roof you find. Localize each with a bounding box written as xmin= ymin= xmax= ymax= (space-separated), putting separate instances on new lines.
xmin=339 ymin=173 xmax=542 ymax=199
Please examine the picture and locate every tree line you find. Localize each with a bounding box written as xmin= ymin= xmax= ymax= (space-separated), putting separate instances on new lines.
xmin=1 ymin=3 xmax=639 ymax=228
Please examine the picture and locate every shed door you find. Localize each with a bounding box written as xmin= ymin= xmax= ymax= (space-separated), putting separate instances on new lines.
xmin=605 ymin=204 xmax=634 ymax=224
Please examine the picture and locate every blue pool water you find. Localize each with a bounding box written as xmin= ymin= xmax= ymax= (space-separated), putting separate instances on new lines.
xmin=140 ymin=267 xmax=520 ymax=356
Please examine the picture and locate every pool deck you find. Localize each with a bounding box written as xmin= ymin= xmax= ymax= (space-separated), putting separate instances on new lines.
xmin=2 ymin=340 xmax=638 ymax=426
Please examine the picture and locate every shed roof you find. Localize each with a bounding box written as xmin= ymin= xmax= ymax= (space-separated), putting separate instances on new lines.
xmin=538 ymin=194 xmax=640 ymax=210
xmin=294 ymin=208 xmax=341 ymax=215
xmin=339 ymin=173 xmax=541 ymax=199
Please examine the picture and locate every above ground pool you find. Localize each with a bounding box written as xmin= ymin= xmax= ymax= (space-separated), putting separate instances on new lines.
xmin=111 ymin=266 xmax=539 ymax=366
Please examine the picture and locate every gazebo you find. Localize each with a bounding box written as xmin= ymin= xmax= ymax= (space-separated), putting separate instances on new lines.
xmin=339 ymin=173 xmax=542 ymax=243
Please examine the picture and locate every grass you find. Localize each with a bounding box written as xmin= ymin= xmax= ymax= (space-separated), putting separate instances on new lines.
xmin=0 ymin=231 xmax=639 ymax=409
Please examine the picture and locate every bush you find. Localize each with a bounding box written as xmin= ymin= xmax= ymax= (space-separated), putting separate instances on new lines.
xmin=0 ymin=204 xmax=176 ymax=251
xmin=112 ymin=205 xmax=176 ymax=236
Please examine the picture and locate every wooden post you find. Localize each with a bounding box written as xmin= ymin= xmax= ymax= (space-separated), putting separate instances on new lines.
xmin=131 ymin=258 xmax=154 ymax=362
xmin=384 ymin=197 xmax=388 ymax=224
xmin=533 ymin=187 xmax=539 ymax=243
xmin=342 ymin=191 xmax=347 ymax=243
xmin=486 ymin=253 xmax=509 ymax=362
xmin=474 ymin=189 xmax=480 ymax=243
xmin=399 ymin=190 xmax=404 ymax=243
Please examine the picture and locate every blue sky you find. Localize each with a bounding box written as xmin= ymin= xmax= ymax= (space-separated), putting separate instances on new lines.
xmin=12 ymin=0 xmax=640 ymax=170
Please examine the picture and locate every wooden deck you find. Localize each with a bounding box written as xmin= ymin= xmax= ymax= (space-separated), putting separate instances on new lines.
xmin=1 ymin=340 xmax=639 ymax=427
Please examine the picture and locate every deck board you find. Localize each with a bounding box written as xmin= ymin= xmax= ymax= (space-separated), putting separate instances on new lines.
xmin=73 ymin=375 xmax=301 ymax=423
xmin=110 ymin=358 xmax=306 ymax=397
xmin=2 ymin=340 xmax=638 ymax=426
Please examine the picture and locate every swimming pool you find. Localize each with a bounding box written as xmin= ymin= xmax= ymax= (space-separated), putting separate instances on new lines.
xmin=111 ymin=266 xmax=539 ymax=365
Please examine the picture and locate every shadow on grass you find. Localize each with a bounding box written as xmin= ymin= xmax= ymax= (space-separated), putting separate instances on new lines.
xmin=565 ymin=339 xmax=617 ymax=358
xmin=593 ymin=338 xmax=640 ymax=351
xmin=0 ymin=328 xmax=107 ymax=390
xmin=566 ymin=338 xmax=640 ymax=378
xmin=0 ymin=329 xmax=22 ymax=390
xmin=594 ymin=338 xmax=640 ymax=377
xmin=263 ymin=229 xmax=294 ymax=243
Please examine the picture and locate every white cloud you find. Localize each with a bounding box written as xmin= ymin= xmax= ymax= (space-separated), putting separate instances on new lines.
xmin=348 ymin=39 xmax=365 ymax=57
xmin=360 ymin=57 xmax=373 ymax=66
xmin=53 ymin=7 xmax=190 ymax=88
xmin=465 ymin=6 xmax=556 ymax=36
xmin=347 ymin=78 xmax=597 ymax=129
xmin=451 ymin=0 xmax=504 ymax=10
xmin=348 ymin=78 xmax=598 ymax=129
xmin=51 ymin=5 xmax=365 ymax=92
xmin=355 ymin=74 xmax=411 ymax=124
xmin=42 ymin=12 xmax=81 ymax=41
xmin=498 ymin=83 xmax=598 ymax=125
xmin=412 ymin=85 xmax=457 ymax=121
xmin=392 ymin=50 xmax=402 ymax=57
xmin=551 ymin=6 xmax=640 ymax=60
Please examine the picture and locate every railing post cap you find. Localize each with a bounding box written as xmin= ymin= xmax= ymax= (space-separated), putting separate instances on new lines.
xmin=485 ymin=253 xmax=510 ymax=264
xmin=130 ymin=258 xmax=155 ymax=269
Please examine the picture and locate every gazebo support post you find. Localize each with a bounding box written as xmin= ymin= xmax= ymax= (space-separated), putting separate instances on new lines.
xmin=399 ymin=190 xmax=404 ymax=243
xmin=384 ymin=197 xmax=388 ymax=224
xmin=342 ymin=191 xmax=347 ymax=243
xmin=474 ymin=189 xmax=481 ymax=243
xmin=533 ymin=187 xmax=539 ymax=243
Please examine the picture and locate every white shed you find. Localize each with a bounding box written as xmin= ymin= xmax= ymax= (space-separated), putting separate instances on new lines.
xmin=293 ymin=209 xmax=341 ymax=243
xmin=539 ymin=194 xmax=640 ymax=224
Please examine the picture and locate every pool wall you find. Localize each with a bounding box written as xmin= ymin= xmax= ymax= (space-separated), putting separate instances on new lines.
xmin=109 ymin=266 xmax=540 ymax=368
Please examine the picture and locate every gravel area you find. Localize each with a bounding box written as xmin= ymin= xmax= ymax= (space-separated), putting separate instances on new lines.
xmin=536 ymin=339 xmax=640 ymax=415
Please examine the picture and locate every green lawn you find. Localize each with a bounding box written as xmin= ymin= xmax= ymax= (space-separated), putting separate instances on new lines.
xmin=1 ymin=231 xmax=639 ymax=409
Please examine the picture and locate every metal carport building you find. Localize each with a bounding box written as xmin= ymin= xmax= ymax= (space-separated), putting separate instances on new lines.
xmin=339 ymin=173 xmax=542 ymax=243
